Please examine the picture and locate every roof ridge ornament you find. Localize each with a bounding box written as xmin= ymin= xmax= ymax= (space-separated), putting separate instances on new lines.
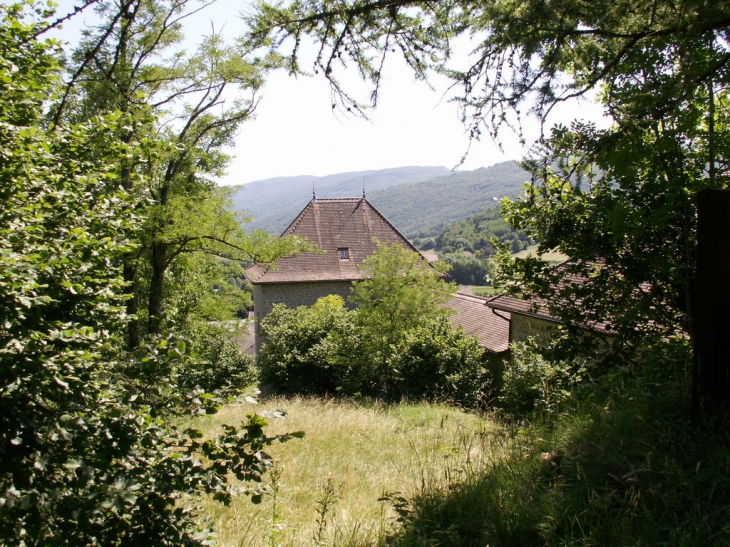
xmin=312 ymin=179 xmax=316 ymax=200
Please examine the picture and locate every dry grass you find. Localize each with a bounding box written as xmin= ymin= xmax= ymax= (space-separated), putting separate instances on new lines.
xmin=187 ymin=397 xmax=502 ymax=547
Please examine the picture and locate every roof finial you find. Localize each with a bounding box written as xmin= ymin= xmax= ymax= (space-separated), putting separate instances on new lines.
xmin=362 ymin=177 xmax=366 ymax=199
xmin=312 ymin=179 xmax=316 ymax=200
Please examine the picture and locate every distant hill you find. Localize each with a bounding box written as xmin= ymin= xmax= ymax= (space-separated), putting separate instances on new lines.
xmin=428 ymin=206 xmax=536 ymax=254
xmin=230 ymin=161 xmax=529 ymax=237
xmin=230 ymin=166 xmax=450 ymax=234
xmin=368 ymin=161 xmax=529 ymax=238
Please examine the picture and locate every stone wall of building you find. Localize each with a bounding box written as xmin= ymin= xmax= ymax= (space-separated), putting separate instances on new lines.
xmin=253 ymin=281 xmax=353 ymax=353
xmin=510 ymin=314 xmax=558 ymax=345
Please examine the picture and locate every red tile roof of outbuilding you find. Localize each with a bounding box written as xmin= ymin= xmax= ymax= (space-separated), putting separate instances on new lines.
xmin=446 ymin=293 xmax=511 ymax=354
xmin=486 ymin=261 xmax=615 ymax=335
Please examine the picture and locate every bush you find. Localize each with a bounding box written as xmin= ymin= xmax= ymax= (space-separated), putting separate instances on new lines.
xmin=499 ymin=341 xmax=586 ymax=417
xmin=261 ymin=308 xmax=493 ymax=408
xmin=258 ymin=299 xmax=494 ymax=408
xmin=393 ymin=317 xmax=493 ymax=407
xmin=181 ymin=324 xmax=257 ymax=395
xmin=258 ymin=296 xmax=354 ymax=395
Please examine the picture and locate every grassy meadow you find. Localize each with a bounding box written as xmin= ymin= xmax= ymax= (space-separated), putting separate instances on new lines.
xmin=188 ymin=398 xmax=503 ymax=547
xmin=470 ymin=286 xmax=502 ymax=297
xmin=185 ymin=380 xmax=730 ymax=547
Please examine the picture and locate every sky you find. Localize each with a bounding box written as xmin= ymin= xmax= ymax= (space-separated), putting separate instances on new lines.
xmin=50 ymin=0 xmax=607 ymax=186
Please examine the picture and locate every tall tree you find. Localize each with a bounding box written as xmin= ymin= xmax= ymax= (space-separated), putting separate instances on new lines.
xmin=59 ymin=0 xmax=301 ymax=347
xmin=346 ymin=242 xmax=455 ymax=395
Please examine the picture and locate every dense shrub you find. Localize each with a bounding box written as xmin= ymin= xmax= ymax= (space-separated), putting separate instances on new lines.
xmin=181 ymin=324 xmax=257 ymax=395
xmin=259 ymin=301 xmax=491 ymax=407
xmin=258 ymin=296 xmax=354 ymax=395
xmin=499 ymin=341 xmax=586 ymax=417
xmin=392 ymin=317 xmax=493 ymax=407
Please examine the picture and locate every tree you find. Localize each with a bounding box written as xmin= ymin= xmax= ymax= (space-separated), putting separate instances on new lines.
xmin=246 ymin=0 xmax=730 ymax=394
xmin=350 ymin=243 xmax=455 ymax=352
xmin=57 ymin=0 xmax=303 ymax=347
xmin=0 ymin=4 xmax=297 ymax=543
xmin=390 ymin=316 xmax=492 ymax=408
xmin=440 ymin=251 xmax=494 ymax=286
xmin=257 ymin=274 xmax=489 ymax=406
xmin=258 ymin=295 xmax=355 ymax=395
xmin=345 ymin=242 xmax=456 ymax=396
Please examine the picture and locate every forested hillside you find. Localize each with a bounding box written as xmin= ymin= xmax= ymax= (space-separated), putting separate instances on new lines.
xmin=420 ymin=207 xmax=536 ymax=286
xmin=369 ymin=161 xmax=529 ymax=238
xmin=417 ymin=207 xmax=535 ymax=254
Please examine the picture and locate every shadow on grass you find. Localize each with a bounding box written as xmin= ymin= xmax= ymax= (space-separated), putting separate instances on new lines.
xmin=384 ymin=386 xmax=730 ymax=547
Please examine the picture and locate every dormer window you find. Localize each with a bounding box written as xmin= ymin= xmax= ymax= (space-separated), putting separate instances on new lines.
xmin=338 ymin=247 xmax=350 ymax=260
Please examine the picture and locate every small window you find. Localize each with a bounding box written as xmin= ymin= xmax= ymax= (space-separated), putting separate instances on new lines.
xmin=338 ymin=247 xmax=350 ymax=260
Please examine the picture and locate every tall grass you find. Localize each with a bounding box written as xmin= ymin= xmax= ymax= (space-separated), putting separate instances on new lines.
xmin=188 ymin=379 xmax=730 ymax=546
xmin=187 ymin=397 xmax=502 ymax=547
xmin=388 ymin=381 xmax=730 ymax=547
xmin=470 ymin=286 xmax=503 ymax=297
xmin=513 ymin=244 xmax=568 ymax=262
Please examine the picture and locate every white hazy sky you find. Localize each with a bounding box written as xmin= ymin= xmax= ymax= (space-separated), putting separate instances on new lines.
xmin=51 ymin=0 xmax=607 ymax=185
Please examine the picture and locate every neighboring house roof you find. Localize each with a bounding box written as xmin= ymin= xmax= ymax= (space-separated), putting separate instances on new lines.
xmin=487 ymin=292 xmax=612 ymax=335
xmin=487 ymin=293 xmax=561 ymax=322
xmin=233 ymin=321 xmax=256 ymax=355
xmin=446 ymin=293 xmax=510 ymax=354
xmin=421 ymin=251 xmax=438 ymax=263
xmin=486 ymin=262 xmax=614 ymax=335
xmin=246 ymin=197 xmax=419 ymax=284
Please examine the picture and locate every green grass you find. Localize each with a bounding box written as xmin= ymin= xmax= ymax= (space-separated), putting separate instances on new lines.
xmin=514 ymin=244 xmax=568 ymax=262
xmin=187 ymin=398 xmax=502 ymax=547
xmin=186 ymin=377 xmax=730 ymax=547
xmin=387 ymin=379 xmax=730 ymax=547
xmin=471 ymin=286 xmax=503 ymax=297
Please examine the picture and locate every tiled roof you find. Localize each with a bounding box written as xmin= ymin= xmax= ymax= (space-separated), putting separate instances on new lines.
xmin=486 ymin=261 xmax=614 ymax=335
xmin=446 ymin=293 xmax=510 ymax=354
xmin=246 ymin=198 xmax=419 ymax=284
xmin=486 ymin=293 xmax=559 ymax=321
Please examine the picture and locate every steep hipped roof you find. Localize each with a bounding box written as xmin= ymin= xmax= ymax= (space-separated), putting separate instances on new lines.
xmin=446 ymin=293 xmax=510 ymax=354
xmin=246 ymin=198 xmax=419 ymax=284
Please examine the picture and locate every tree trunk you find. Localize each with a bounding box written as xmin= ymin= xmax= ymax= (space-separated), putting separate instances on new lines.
xmin=148 ymin=242 xmax=167 ymax=335
xmin=123 ymin=260 xmax=140 ymax=350
xmin=693 ymin=189 xmax=730 ymax=418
